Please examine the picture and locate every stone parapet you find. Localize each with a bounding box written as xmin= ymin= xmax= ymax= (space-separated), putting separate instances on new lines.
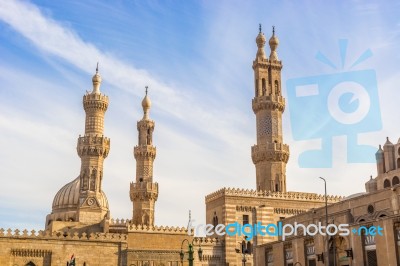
xmin=83 ymin=93 xmax=109 ymax=112
xmin=127 ymin=224 xmax=190 ymax=234
xmin=205 ymin=187 xmax=343 ymax=203
xmin=252 ymin=58 xmax=283 ymax=69
xmin=252 ymin=95 xmax=285 ymax=112
xmin=130 ymin=181 xmax=159 ymax=201
xmin=251 ymin=143 xmax=289 ymax=163
xmin=0 ymin=228 xmax=127 ymax=242
xmin=77 ymin=135 xmax=110 ymax=158
xmin=134 ymin=145 xmax=156 ymax=160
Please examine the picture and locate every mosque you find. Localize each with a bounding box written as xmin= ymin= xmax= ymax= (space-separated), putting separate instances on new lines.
xmin=1 ymin=26 xmax=397 ymax=266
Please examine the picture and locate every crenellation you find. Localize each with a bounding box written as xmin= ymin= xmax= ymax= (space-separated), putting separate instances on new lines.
xmin=205 ymin=187 xmax=342 ymax=203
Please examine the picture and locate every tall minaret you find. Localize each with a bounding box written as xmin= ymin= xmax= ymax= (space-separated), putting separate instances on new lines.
xmin=76 ymin=64 xmax=110 ymax=222
xmin=251 ymin=26 xmax=290 ymax=192
xmin=130 ymin=87 xmax=159 ymax=226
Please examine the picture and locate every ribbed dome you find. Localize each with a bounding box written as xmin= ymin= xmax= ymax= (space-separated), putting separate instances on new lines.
xmin=52 ymin=176 xmax=109 ymax=213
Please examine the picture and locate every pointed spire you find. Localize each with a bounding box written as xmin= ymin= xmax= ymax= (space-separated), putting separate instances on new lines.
xmin=142 ymin=86 xmax=151 ymax=119
xmin=92 ymin=62 xmax=102 ymax=94
xmin=256 ymin=24 xmax=266 ymax=59
xmin=269 ymin=26 xmax=279 ymax=61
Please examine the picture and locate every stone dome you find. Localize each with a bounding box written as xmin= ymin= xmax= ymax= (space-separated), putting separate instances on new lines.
xmin=142 ymin=94 xmax=151 ymax=110
xmin=269 ymin=34 xmax=279 ymax=47
xmin=256 ymin=32 xmax=266 ymax=47
xmin=52 ymin=176 xmax=109 ymax=213
xmin=92 ymin=72 xmax=102 ymax=84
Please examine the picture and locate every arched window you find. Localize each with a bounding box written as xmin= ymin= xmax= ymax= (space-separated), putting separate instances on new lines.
xmin=255 ymin=79 xmax=259 ymax=96
xmin=274 ymin=80 xmax=280 ymax=95
xmin=246 ymin=241 xmax=252 ymax=254
xmin=147 ymin=129 xmax=152 ymax=145
xmin=275 ymin=183 xmax=279 ymax=192
xmin=241 ymin=240 xmax=247 ymax=253
xmin=262 ymin=78 xmax=266 ymax=95
xmin=383 ymin=179 xmax=391 ymax=188
xmin=393 ymin=176 xmax=400 ymax=186
xmin=212 ymin=212 xmax=218 ymax=227
xmin=397 ymin=158 xmax=400 ymax=169
xmin=26 ymin=261 xmax=36 ymax=266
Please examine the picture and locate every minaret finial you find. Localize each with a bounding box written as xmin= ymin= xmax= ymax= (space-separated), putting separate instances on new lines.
xmin=269 ymin=25 xmax=279 ymax=61
xmin=142 ymin=86 xmax=151 ymax=119
xmin=92 ymin=62 xmax=102 ymax=93
xmin=259 ymin=23 xmax=262 ymax=33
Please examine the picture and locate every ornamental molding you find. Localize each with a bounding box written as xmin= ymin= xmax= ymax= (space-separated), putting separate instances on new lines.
xmin=252 ymin=96 xmax=285 ymax=113
xmin=274 ymin=208 xmax=305 ymax=215
xmin=205 ymin=187 xmax=342 ymax=203
xmin=11 ymin=249 xmax=52 ymax=257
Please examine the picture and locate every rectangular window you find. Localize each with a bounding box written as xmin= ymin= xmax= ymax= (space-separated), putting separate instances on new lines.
xmin=243 ymin=215 xmax=249 ymax=225
xmin=366 ymin=250 xmax=377 ymax=266
xmin=307 ymin=259 xmax=316 ymax=266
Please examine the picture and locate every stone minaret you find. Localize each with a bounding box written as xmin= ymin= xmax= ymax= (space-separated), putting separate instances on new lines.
xmin=251 ymin=26 xmax=290 ymax=192
xmin=130 ymin=87 xmax=159 ymax=226
xmin=76 ymin=64 xmax=110 ymax=223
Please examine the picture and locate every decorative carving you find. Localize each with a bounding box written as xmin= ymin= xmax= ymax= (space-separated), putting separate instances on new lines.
xmin=236 ymin=206 xmax=256 ymax=212
xmin=87 ymin=198 xmax=95 ymax=206
xmin=205 ymin=187 xmax=343 ymax=203
xmin=251 ymin=143 xmax=290 ymax=163
xmin=274 ymin=208 xmax=305 ymax=215
xmin=11 ymin=249 xmax=52 ymax=257
xmin=252 ymin=95 xmax=285 ymax=113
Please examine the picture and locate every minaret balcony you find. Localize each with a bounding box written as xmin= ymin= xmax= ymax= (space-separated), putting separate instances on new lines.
xmin=83 ymin=93 xmax=109 ymax=111
xmin=77 ymin=135 xmax=110 ymax=158
xmin=252 ymin=58 xmax=283 ymax=69
xmin=252 ymin=95 xmax=285 ymax=112
xmin=251 ymin=143 xmax=290 ymax=163
xmin=134 ymin=145 xmax=156 ymax=160
xmin=129 ymin=181 xmax=159 ymax=201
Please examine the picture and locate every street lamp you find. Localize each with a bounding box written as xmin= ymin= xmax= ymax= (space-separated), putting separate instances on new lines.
xmin=319 ymin=177 xmax=329 ymax=266
xmin=235 ymin=240 xmax=250 ymax=266
xmin=180 ymin=238 xmax=203 ymax=266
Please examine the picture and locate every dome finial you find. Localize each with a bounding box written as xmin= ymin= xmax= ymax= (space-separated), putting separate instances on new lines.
xmin=269 ymin=25 xmax=279 ymax=61
xmin=92 ymin=62 xmax=102 ymax=94
xmin=256 ymin=24 xmax=266 ymax=59
xmin=142 ymin=86 xmax=151 ymax=119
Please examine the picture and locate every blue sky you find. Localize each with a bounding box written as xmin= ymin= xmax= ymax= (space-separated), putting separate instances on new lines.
xmin=0 ymin=0 xmax=400 ymax=230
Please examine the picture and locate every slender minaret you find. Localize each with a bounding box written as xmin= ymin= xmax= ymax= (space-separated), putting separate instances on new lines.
xmin=76 ymin=64 xmax=110 ymax=223
xmin=130 ymin=87 xmax=159 ymax=226
xmin=251 ymin=26 xmax=290 ymax=192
